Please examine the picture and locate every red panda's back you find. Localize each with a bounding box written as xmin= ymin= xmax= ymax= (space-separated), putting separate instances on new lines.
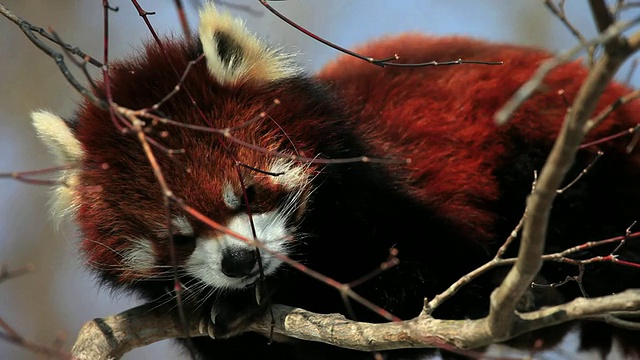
xmin=318 ymin=34 xmax=640 ymax=242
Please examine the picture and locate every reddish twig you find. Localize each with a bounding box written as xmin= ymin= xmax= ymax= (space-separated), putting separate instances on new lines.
xmin=173 ymin=0 xmax=192 ymax=42
xmin=0 ymin=264 xmax=72 ymax=359
xmin=0 ymin=165 xmax=74 ymax=187
xmin=0 ymin=318 xmax=74 ymax=360
xmin=348 ymin=248 xmax=400 ymax=289
xmin=148 ymin=53 xmax=205 ymax=111
xmin=579 ymin=124 xmax=640 ymax=149
xmin=0 ymin=263 xmax=34 ymax=283
xmin=123 ymin=104 xmax=410 ymax=165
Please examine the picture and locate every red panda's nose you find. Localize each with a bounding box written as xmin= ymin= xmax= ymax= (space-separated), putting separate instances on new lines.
xmin=221 ymin=248 xmax=257 ymax=278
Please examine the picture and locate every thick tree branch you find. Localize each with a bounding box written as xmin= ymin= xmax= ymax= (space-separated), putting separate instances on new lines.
xmin=70 ymin=290 xmax=640 ymax=359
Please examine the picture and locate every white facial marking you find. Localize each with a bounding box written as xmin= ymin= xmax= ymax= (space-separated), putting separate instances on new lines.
xmin=222 ymin=183 xmax=240 ymax=210
xmin=268 ymin=159 xmax=308 ymax=190
xmin=172 ymin=216 xmax=194 ymax=235
xmin=185 ymin=211 xmax=290 ymax=289
xmin=151 ymin=216 xmax=194 ymax=239
xmin=122 ymin=238 xmax=156 ymax=274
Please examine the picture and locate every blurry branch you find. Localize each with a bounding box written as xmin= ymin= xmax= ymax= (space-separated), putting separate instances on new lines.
xmin=0 ymin=263 xmax=33 ymax=284
xmin=172 ymin=0 xmax=192 ymax=42
xmin=0 ymin=319 xmax=74 ymax=360
xmin=0 ymin=4 xmax=101 ymax=67
xmin=0 ymin=264 xmax=74 ymax=359
xmin=494 ymin=15 xmax=640 ymax=125
xmin=0 ymin=4 xmax=107 ymax=110
xmin=585 ymin=88 xmax=640 ymax=131
xmin=0 ymin=166 xmax=73 ymax=187
xmin=544 ymin=0 xmax=595 ymax=65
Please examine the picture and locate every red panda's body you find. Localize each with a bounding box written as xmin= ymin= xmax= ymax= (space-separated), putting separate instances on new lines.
xmin=33 ymin=5 xmax=640 ymax=360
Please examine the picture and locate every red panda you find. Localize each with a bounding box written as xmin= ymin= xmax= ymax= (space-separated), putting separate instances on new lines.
xmin=32 ymin=4 xmax=640 ymax=359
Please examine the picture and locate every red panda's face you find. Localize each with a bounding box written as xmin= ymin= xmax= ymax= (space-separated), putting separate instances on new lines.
xmin=31 ymin=4 xmax=329 ymax=293
xmin=170 ymin=156 xmax=313 ymax=290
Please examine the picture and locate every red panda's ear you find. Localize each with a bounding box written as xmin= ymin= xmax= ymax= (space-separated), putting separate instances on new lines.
xmin=198 ymin=3 xmax=300 ymax=85
xmin=31 ymin=110 xmax=82 ymax=221
xmin=31 ymin=110 xmax=83 ymax=164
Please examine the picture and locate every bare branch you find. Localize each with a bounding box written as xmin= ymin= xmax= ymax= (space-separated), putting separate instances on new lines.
xmin=545 ymin=0 xmax=595 ymax=65
xmin=173 ymin=0 xmax=192 ymax=42
xmin=71 ymin=290 xmax=640 ymax=359
xmin=0 ymin=4 xmax=107 ymax=110
xmin=0 ymin=264 xmax=33 ymax=283
xmin=494 ymin=17 xmax=640 ymax=125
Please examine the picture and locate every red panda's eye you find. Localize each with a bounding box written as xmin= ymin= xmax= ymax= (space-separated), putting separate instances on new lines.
xmin=172 ymin=234 xmax=196 ymax=246
xmin=240 ymin=185 xmax=256 ymax=207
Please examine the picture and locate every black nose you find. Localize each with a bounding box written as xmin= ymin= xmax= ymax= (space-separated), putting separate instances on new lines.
xmin=221 ymin=248 xmax=257 ymax=278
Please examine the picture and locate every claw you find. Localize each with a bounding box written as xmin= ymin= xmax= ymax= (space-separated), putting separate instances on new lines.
xmin=198 ymin=318 xmax=208 ymax=336
xmin=210 ymin=306 xmax=219 ymax=325
xmin=207 ymin=321 xmax=216 ymax=339
xmin=255 ymin=284 xmax=262 ymax=306
xmin=255 ymin=281 xmax=268 ymax=306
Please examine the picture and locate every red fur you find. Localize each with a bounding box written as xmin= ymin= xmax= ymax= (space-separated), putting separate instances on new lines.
xmin=320 ymin=34 xmax=640 ymax=242
xmin=75 ymin=38 xmax=349 ymax=282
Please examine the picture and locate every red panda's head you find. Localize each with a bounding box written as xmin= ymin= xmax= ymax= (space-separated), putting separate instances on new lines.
xmin=31 ymin=4 xmax=346 ymax=294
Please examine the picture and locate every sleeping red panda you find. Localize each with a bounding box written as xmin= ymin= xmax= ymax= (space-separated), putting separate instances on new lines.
xmin=31 ymin=3 xmax=640 ymax=359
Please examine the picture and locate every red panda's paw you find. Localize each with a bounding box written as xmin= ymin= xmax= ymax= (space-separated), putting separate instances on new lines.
xmin=199 ymin=284 xmax=270 ymax=339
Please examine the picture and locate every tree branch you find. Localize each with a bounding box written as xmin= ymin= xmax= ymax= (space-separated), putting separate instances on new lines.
xmin=70 ymin=290 xmax=640 ymax=359
xmin=494 ymin=16 xmax=640 ymax=125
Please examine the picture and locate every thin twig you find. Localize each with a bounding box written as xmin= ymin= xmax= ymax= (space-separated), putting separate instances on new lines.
xmin=0 ymin=3 xmax=107 ymax=110
xmin=258 ymin=0 xmax=502 ymax=68
xmin=556 ymin=150 xmax=603 ymax=194
xmin=0 ymin=317 xmax=74 ymax=360
xmin=173 ymin=0 xmax=192 ymax=42
xmin=584 ymin=88 xmax=640 ymax=131
xmin=544 ymin=0 xmax=595 ymax=65
xmin=0 ymin=264 xmax=34 ymax=283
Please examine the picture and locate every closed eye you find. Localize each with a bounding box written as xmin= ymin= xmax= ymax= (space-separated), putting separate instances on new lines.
xmin=240 ymin=185 xmax=256 ymax=208
xmin=172 ymin=234 xmax=197 ymax=246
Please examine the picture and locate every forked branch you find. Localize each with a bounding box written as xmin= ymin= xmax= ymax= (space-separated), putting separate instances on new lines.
xmin=70 ymin=290 xmax=640 ymax=359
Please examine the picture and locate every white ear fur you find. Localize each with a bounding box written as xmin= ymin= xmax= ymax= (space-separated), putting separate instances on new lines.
xmin=32 ymin=110 xmax=83 ymax=164
xmin=198 ymin=3 xmax=300 ymax=84
xmin=31 ymin=110 xmax=83 ymax=222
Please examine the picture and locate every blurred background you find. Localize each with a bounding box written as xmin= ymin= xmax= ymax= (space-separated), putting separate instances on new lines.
xmin=0 ymin=1 xmax=637 ymax=359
